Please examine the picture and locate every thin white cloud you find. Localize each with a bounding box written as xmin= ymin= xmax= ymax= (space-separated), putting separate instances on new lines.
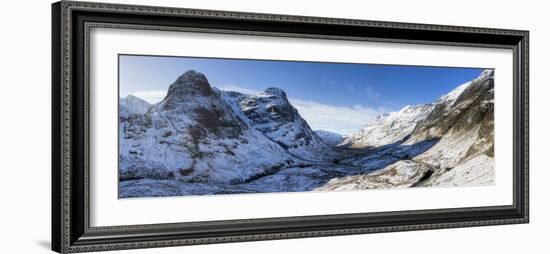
xmin=289 ymin=99 xmax=385 ymax=136
xmin=362 ymin=85 xmax=380 ymax=101
xmin=385 ymin=101 xmax=400 ymax=108
xmin=215 ymin=84 xmax=258 ymax=95
xmin=125 ymin=90 xmax=167 ymax=104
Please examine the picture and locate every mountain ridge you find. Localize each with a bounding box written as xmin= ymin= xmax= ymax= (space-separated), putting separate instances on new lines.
xmin=119 ymin=94 xmax=151 ymax=119
xmin=119 ymin=69 xmax=495 ymax=197
xmin=221 ymin=87 xmax=336 ymax=162
xmin=318 ymin=69 xmax=494 ymax=190
xmin=119 ymin=70 xmax=298 ymax=190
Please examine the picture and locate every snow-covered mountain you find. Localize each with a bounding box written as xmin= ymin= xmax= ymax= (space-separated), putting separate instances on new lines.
xmin=339 ymin=104 xmax=434 ymax=148
xmin=407 ymin=69 xmax=494 ymax=143
xmin=317 ymin=69 xmax=495 ymax=190
xmin=339 ymin=73 xmax=482 ymax=149
xmin=315 ymin=130 xmax=345 ymax=146
xmin=404 ymin=69 xmax=495 ymax=185
xmin=119 ymin=70 xmax=297 ymax=191
xmin=119 ymin=69 xmax=495 ymax=197
xmin=221 ymin=87 xmax=335 ymax=161
xmin=119 ymin=94 xmax=151 ymax=119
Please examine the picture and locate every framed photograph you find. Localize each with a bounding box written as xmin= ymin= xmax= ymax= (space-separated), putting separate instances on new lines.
xmin=52 ymin=1 xmax=529 ymax=253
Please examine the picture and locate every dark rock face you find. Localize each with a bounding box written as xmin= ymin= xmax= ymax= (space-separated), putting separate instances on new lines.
xmin=226 ymin=87 xmax=333 ymax=160
xmin=158 ymin=70 xmax=213 ymax=111
xmin=169 ymin=70 xmax=212 ymax=96
xmin=239 ymin=87 xmax=299 ymax=131
xmin=461 ymin=82 xmax=494 ymax=159
xmin=150 ymin=70 xmax=247 ymax=139
xmin=195 ymin=105 xmax=246 ymax=139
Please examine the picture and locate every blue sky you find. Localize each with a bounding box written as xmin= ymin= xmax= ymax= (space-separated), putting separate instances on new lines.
xmin=119 ymin=55 xmax=484 ymax=135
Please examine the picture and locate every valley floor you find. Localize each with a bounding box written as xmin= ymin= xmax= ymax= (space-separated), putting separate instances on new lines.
xmin=119 ymin=147 xmax=366 ymax=198
xmin=119 ymin=142 xmax=494 ymax=198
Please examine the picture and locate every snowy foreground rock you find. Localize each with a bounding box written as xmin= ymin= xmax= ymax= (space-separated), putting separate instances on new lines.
xmin=119 ymin=70 xmax=495 ymax=197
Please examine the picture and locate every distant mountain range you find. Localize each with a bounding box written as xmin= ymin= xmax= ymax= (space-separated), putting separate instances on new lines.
xmin=314 ymin=130 xmax=345 ymax=146
xmin=119 ymin=69 xmax=495 ymax=197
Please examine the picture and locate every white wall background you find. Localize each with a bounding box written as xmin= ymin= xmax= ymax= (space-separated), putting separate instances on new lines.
xmin=0 ymin=0 xmax=546 ymax=253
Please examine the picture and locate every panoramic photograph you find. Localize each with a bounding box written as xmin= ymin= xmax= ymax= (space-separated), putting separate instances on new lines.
xmin=118 ymin=55 xmax=495 ymax=198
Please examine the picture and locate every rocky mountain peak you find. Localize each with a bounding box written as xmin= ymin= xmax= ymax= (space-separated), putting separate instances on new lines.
xmin=166 ymin=70 xmax=212 ymax=98
xmin=478 ymin=69 xmax=494 ymax=80
xmin=119 ymin=94 xmax=151 ymax=118
xmin=176 ymin=69 xmax=208 ymax=83
xmin=262 ymin=87 xmax=287 ymax=98
xmin=152 ymin=70 xmax=214 ymax=111
xmin=125 ymin=94 xmax=144 ymax=102
xmin=220 ymin=87 xmax=333 ymax=161
xmin=241 ymin=87 xmax=298 ymax=125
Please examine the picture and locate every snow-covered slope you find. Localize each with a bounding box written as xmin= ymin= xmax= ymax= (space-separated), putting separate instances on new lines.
xmin=340 ymin=104 xmax=434 ymax=148
xmin=434 ymin=80 xmax=472 ymax=108
xmin=222 ymin=87 xmax=335 ymax=161
xmin=318 ymin=69 xmax=495 ymax=190
xmin=119 ymin=70 xmax=297 ymax=189
xmin=317 ymin=160 xmax=434 ymax=191
xmin=339 ymin=71 xmax=487 ymax=149
xmin=119 ymin=94 xmax=151 ymax=119
xmin=405 ymin=69 xmax=495 ymax=173
xmin=406 ymin=69 xmax=494 ymax=144
xmin=315 ymin=130 xmax=345 ymax=146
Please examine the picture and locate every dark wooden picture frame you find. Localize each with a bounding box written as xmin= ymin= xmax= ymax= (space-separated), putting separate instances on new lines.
xmin=52 ymin=1 xmax=529 ymax=253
